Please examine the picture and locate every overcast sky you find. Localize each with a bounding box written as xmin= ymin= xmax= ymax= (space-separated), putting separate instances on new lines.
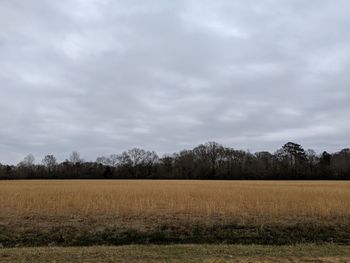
xmin=1 ymin=0 xmax=349 ymax=164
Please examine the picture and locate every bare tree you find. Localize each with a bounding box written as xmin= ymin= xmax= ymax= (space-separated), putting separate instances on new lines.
xmin=96 ymin=154 xmax=119 ymax=167
xmin=18 ymin=154 xmax=35 ymax=167
xmin=306 ymin=149 xmax=318 ymax=165
xmin=109 ymin=154 xmax=119 ymax=167
xmin=96 ymin=156 xmax=110 ymax=165
xmin=128 ymin=148 xmax=146 ymax=167
xmin=42 ymin=155 xmax=57 ymax=171
xmin=69 ymin=151 xmax=83 ymax=165
xmin=193 ymin=142 xmax=225 ymax=178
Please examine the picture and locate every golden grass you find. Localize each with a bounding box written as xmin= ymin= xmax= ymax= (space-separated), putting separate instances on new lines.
xmin=0 ymin=180 xmax=349 ymax=222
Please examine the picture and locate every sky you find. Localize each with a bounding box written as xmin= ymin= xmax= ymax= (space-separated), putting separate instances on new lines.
xmin=0 ymin=0 xmax=349 ymax=164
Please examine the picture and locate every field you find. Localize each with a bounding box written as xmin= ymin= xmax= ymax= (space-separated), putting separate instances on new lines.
xmin=0 ymin=180 xmax=350 ymax=261
xmin=1 ymin=180 xmax=350 ymax=220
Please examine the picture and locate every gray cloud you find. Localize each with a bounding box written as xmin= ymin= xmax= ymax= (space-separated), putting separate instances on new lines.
xmin=0 ymin=0 xmax=349 ymax=164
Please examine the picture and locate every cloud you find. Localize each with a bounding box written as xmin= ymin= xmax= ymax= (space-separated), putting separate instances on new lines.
xmin=0 ymin=0 xmax=349 ymax=164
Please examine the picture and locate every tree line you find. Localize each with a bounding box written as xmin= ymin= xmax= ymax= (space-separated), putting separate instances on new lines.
xmin=0 ymin=142 xmax=349 ymax=180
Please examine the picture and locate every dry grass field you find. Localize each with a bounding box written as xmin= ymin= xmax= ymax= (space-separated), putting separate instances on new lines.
xmin=0 ymin=180 xmax=350 ymax=247
xmin=1 ymin=180 xmax=350 ymax=221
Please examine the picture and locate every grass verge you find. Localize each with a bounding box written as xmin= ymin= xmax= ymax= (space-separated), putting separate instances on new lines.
xmin=1 ymin=216 xmax=350 ymax=247
xmin=1 ymin=244 xmax=350 ymax=262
